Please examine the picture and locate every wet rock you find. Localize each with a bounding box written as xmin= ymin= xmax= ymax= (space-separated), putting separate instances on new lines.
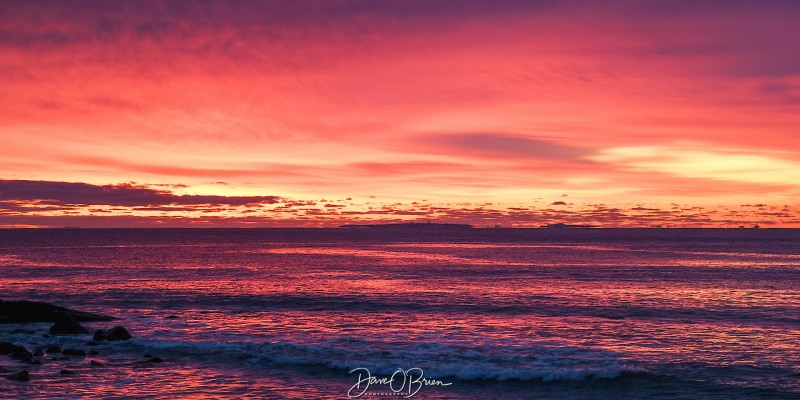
xmin=28 ymin=359 xmax=41 ymax=365
xmin=147 ymin=357 xmax=163 ymax=363
xmin=50 ymin=315 xmax=89 ymax=335
xmin=0 ymin=299 xmax=113 ymax=323
xmin=61 ymin=348 xmax=87 ymax=357
xmin=11 ymin=328 xmax=36 ymax=334
xmin=86 ymin=341 xmax=100 ymax=346
xmin=165 ymin=315 xmax=179 ymax=319
xmin=0 ymin=341 xmax=13 ymax=355
xmin=33 ymin=348 xmax=44 ymax=356
xmin=107 ymin=326 xmax=132 ymax=341
xmin=6 ymin=370 xmax=29 ymax=381
xmin=94 ymin=326 xmax=132 ymax=341
xmin=90 ymin=360 xmax=103 ymax=366
xmin=45 ymin=345 xmax=61 ymax=354
xmin=59 ymin=369 xmax=74 ymax=375
xmin=10 ymin=345 xmax=32 ymax=362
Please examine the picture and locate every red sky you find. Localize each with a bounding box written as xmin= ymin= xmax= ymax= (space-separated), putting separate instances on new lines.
xmin=1 ymin=0 xmax=799 ymax=227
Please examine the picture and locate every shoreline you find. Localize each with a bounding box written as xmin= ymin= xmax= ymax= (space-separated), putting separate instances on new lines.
xmin=1 ymin=300 xmax=160 ymax=383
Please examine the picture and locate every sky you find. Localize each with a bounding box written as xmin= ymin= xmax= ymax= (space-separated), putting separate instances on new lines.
xmin=1 ymin=0 xmax=800 ymax=228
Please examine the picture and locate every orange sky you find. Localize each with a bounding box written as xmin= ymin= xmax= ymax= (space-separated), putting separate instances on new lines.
xmin=1 ymin=1 xmax=799 ymax=227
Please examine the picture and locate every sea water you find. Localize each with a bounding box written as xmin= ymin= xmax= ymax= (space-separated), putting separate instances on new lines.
xmin=1 ymin=228 xmax=798 ymax=399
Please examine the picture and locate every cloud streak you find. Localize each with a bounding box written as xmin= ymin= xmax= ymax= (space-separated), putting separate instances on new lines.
xmin=0 ymin=180 xmax=282 ymax=207
xmin=412 ymin=133 xmax=592 ymax=161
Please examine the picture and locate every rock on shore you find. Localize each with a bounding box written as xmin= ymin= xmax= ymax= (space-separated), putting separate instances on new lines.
xmin=0 ymin=300 xmax=156 ymax=384
xmin=93 ymin=326 xmax=133 ymax=341
xmin=49 ymin=315 xmax=89 ymax=335
xmin=0 ymin=299 xmax=113 ymax=323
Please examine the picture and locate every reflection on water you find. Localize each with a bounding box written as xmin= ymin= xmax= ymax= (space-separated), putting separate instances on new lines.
xmin=1 ymin=228 xmax=799 ymax=399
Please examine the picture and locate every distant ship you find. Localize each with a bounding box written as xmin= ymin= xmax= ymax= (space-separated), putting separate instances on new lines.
xmin=540 ymin=223 xmax=598 ymax=229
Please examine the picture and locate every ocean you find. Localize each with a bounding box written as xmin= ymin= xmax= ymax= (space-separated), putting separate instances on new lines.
xmin=1 ymin=228 xmax=798 ymax=399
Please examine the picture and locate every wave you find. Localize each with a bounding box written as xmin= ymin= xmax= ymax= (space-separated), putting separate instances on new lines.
xmin=121 ymin=336 xmax=800 ymax=398
xmin=90 ymin=291 xmax=800 ymax=329
xmin=129 ymin=335 xmax=633 ymax=382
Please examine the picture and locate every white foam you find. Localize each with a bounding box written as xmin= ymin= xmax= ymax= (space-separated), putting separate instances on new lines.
xmin=132 ymin=335 xmax=630 ymax=382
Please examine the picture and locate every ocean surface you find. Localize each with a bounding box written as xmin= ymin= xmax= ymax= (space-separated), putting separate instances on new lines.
xmin=1 ymin=228 xmax=798 ymax=399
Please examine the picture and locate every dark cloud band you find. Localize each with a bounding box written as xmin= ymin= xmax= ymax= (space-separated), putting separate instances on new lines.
xmin=0 ymin=180 xmax=282 ymax=207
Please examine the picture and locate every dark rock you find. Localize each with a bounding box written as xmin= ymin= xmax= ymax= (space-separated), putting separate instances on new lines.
xmin=165 ymin=315 xmax=179 ymax=319
xmin=45 ymin=345 xmax=61 ymax=354
xmin=88 ymin=350 xmax=99 ymax=356
xmin=86 ymin=341 xmax=100 ymax=346
xmin=0 ymin=299 xmax=113 ymax=323
xmin=28 ymin=359 xmax=41 ymax=365
xmin=0 ymin=341 xmax=13 ymax=355
xmin=147 ymin=357 xmax=163 ymax=363
xmin=94 ymin=326 xmax=132 ymax=341
xmin=10 ymin=345 xmax=32 ymax=362
xmin=90 ymin=360 xmax=103 ymax=366
xmin=50 ymin=315 xmax=89 ymax=335
xmin=11 ymin=328 xmax=36 ymax=334
xmin=6 ymin=370 xmax=29 ymax=381
xmin=105 ymin=326 xmax=132 ymax=341
xmin=42 ymin=334 xmax=50 ymax=338
xmin=33 ymin=348 xmax=44 ymax=356
xmin=59 ymin=369 xmax=74 ymax=375
xmin=143 ymin=354 xmax=152 ymax=358
xmin=61 ymin=348 xmax=87 ymax=357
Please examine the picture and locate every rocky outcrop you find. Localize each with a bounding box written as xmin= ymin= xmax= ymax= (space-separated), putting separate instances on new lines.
xmin=0 ymin=299 xmax=162 ymax=386
xmin=0 ymin=342 xmax=13 ymax=355
xmin=10 ymin=346 xmax=32 ymax=363
xmin=6 ymin=371 xmax=29 ymax=381
xmin=0 ymin=299 xmax=113 ymax=323
xmin=61 ymin=348 xmax=87 ymax=357
xmin=49 ymin=315 xmax=89 ymax=335
xmin=93 ymin=326 xmax=132 ymax=341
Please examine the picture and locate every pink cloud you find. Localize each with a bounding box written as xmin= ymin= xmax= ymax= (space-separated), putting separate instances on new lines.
xmin=1 ymin=1 xmax=800 ymax=226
